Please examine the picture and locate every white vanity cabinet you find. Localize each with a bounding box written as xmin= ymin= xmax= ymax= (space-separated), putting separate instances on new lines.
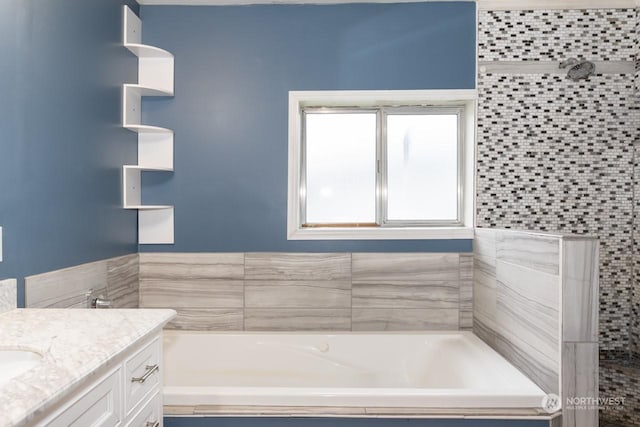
xmin=36 ymin=334 xmax=163 ymax=427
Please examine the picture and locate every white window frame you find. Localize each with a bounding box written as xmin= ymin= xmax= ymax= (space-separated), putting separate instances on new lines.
xmin=287 ymin=90 xmax=476 ymax=240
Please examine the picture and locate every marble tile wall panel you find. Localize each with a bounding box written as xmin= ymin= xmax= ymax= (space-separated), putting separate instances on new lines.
xmin=106 ymin=254 xmax=139 ymax=308
xmin=472 ymin=242 xmax=497 ymax=346
xmin=562 ymin=239 xmax=599 ymax=343
xmin=474 ymin=228 xmax=497 ymax=259
xmin=0 ymin=279 xmax=17 ymax=313
xmin=139 ymin=253 xmax=245 ymax=330
xmin=352 ymin=253 xmax=459 ymax=282
xmin=245 ymin=280 xmax=350 ymax=308
xmin=243 ymin=254 xmax=352 ymax=330
xmin=25 ymin=259 xmax=108 ymax=308
xmin=25 ymin=254 xmax=140 ymax=309
xmin=140 ymin=279 xmax=243 ymax=308
xmin=168 ymin=308 xmax=243 ymax=331
xmin=474 ymin=229 xmax=600 ymax=423
xmin=562 ymin=342 xmax=599 ymax=427
xmin=495 ymin=259 xmax=561 ymax=394
xmin=245 ymin=253 xmax=350 ymax=281
xmin=351 ymin=253 xmax=461 ymax=330
xmin=139 ymin=253 xmax=244 ymax=280
xmin=496 ymin=232 xmax=560 ymax=275
xmin=459 ymin=254 xmax=473 ymax=329
xmin=352 ymin=308 xmax=458 ymax=331
xmin=352 ymin=282 xmax=458 ymax=309
xmin=139 ymin=252 xmax=471 ymax=331
xmin=244 ymin=308 xmax=351 ymax=331
xmin=474 ymin=229 xmax=562 ymax=394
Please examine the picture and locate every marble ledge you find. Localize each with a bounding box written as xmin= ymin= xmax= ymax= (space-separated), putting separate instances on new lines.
xmin=0 ymin=279 xmax=17 ymax=314
xmin=165 ymin=404 xmax=554 ymax=418
xmin=0 ymin=308 xmax=176 ymax=427
xmin=475 ymin=228 xmax=598 ymax=241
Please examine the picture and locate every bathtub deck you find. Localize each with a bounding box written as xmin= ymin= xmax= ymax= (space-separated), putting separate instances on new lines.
xmin=164 ymin=404 xmax=557 ymax=419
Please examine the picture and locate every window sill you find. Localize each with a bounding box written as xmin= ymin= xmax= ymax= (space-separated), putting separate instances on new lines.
xmin=287 ymin=226 xmax=474 ymax=240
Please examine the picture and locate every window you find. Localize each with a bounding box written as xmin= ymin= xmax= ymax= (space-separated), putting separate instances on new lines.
xmin=288 ymin=90 xmax=476 ymax=240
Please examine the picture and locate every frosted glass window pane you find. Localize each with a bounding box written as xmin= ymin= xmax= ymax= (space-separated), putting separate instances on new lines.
xmin=305 ymin=113 xmax=376 ymax=224
xmin=386 ymin=114 xmax=458 ymax=221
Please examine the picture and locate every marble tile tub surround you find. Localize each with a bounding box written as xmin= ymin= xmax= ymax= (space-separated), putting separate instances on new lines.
xmin=0 ymin=309 xmax=175 ymax=427
xmin=139 ymin=252 xmax=473 ymax=331
xmin=473 ymin=228 xmax=599 ymax=426
xmin=0 ymin=278 xmax=17 ymax=313
xmin=24 ymin=253 xmax=139 ymax=309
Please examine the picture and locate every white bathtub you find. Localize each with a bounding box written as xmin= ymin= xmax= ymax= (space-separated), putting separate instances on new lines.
xmin=162 ymin=331 xmax=547 ymax=409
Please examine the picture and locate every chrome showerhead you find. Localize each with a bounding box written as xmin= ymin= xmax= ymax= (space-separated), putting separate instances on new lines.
xmin=559 ymin=58 xmax=596 ymax=81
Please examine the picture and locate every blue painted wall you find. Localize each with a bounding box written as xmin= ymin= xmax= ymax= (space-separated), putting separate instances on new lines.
xmin=0 ymin=0 xmax=139 ymax=306
xmin=140 ymin=3 xmax=476 ymax=253
xmin=164 ymin=417 xmax=550 ymax=427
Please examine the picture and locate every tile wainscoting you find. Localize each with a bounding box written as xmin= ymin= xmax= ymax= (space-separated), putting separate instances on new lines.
xmin=139 ymin=252 xmax=473 ymax=332
xmin=473 ymin=228 xmax=599 ymax=427
xmin=24 ymin=254 xmax=139 ymax=309
xmin=19 ymin=240 xmax=600 ymax=427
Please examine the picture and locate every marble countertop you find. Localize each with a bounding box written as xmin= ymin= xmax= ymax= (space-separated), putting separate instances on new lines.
xmin=0 ymin=308 xmax=176 ymax=427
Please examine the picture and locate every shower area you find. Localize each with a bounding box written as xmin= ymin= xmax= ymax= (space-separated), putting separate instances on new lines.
xmin=476 ymin=6 xmax=640 ymax=427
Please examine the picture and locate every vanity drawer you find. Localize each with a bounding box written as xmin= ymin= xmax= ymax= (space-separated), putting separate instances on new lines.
xmin=125 ymin=337 xmax=161 ymax=416
xmin=125 ymin=391 xmax=162 ymax=427
xmin=45 ymin=367 xmax=122 ymax=427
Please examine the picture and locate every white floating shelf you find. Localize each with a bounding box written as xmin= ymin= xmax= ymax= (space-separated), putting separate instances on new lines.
xmin=122 ymin=5 xmax=175 ymax=245
xmin=127 ymin=205 xmax=174 ymax=210
xmin=125 ymin=43 xmax=173 ymax=59
xmin=124 ymin=83 xmax=173 ymax=97
xmin=124 ymin=165 xmax=173 ymax=172
xmin=139 ymin=208 xmax=174 ymax=245
xmin=124 ymin=124 xmax=172 ymax=134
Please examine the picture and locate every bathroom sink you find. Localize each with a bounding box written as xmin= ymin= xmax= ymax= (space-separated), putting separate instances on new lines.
xmin=0 ymin=350 xmax=43 ymax=387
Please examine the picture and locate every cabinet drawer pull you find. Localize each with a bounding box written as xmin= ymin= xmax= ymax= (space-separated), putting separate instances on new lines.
xmin=146 ymin=421 xmax=160 ymax=427
xmin=131 ymin=364 xmax=159 ymax=383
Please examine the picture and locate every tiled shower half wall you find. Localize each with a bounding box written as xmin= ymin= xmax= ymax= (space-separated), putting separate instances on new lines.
xmin=477 ymin=7 xmax=640 ymax=426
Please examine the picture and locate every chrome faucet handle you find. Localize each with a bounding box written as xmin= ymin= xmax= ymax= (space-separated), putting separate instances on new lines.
xmin=86 ymin=289 xmax=112 ymax=309
xmin=91 ymin=297 xmax=112 ymax=309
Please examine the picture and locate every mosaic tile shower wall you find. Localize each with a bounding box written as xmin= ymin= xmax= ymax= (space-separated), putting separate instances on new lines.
xmin=634 ymin=137 xmax=640 ymax=360
xmin=633 ymin=7 xmax=640 ymax=363
xmin=477 ymin=8 xmax=639 ymax=426
xmin=635 ymin=8 xmax=640 ymax=96
xmin=478 ymin=9 xmax=636 ymax=62
xmin=477 ymin=72 xmax=636 ymax=351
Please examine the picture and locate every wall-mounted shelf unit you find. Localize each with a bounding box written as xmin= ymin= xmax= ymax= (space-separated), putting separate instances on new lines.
xmin=122 ymin=6 xmax=174 ymax=244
